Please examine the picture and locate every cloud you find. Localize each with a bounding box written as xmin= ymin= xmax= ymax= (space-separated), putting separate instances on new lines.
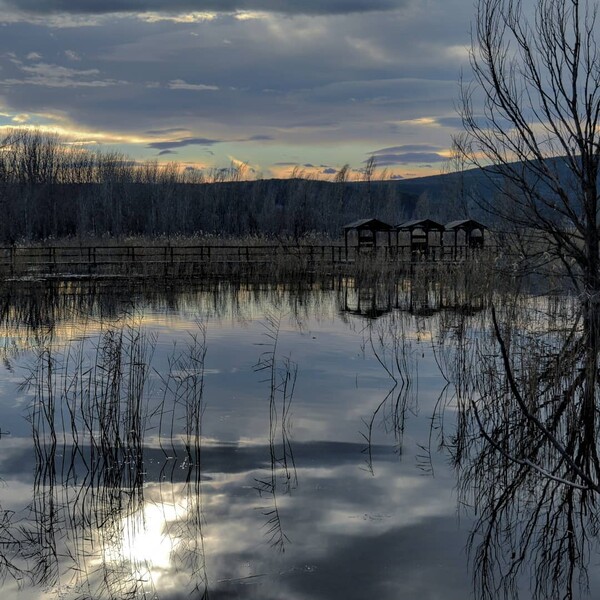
xmin=0 ymin=0 xmax=410 ymax=16
xmin=371 ymin=152 xmax=447 ymax=166
xmin=371 ymin=144 xmax=443 ymax=155
xmin=1 ymin=61 xmax=125 ymax=88
xmin=147 ymin=136 xmax=222 ymax=150
xmin=322 ymin=167 xmax=336 ymax=174
xmin=145 ymin=127 xmax=189 ymax=136
xmin=64 ymin=50 xmax=81 ymax=61
xmin=168 ymin=79 xmax=219 ymax=91
xmin=434 ymin=116 xmax=465 ymax=129
xmin=0 ymin=0 xmax=473 ymax=178
xmin=139 ymin=11 xmax=218 ymax=23
xmin=147 ymin=133 xmax=272 ymax=152
xmin=11 ymin=112 xmax=29 ymax=123
xmin=366 ymin=144 xmax=448 ymax=165
xmin=244 ymin=134 xmax=272 ymax=141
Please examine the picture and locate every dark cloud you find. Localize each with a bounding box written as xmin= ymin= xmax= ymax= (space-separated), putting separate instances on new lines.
xmin=147 ymin=137 xmax=222 ymax=150
xmin=1 ymin=0 xmax=409 ymax=16
xmin=371 ymin=144 xmax=443 ymax=155
xmin=371 ymin=152 xmax=446 ymax=166
xmin=322 ymin=167 xmax=337 ymax=174
xmin=157 ymin=149 xmax=177 ymax=155
xmin=241 ymin=134 xmax=273 ymax=141
xmin=148 ymin=134 xmax=273 ymax=152
xmin=435 ymin=114 xmax=515 ymax=131
xmin=432 ymin=116 xmax=464 ymax=129
xmin=146 ymin=127 xmax=188 ymax=136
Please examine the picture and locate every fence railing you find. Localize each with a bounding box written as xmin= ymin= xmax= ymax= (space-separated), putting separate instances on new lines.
xmin=0 ymin=244 xmax=497 ymax=277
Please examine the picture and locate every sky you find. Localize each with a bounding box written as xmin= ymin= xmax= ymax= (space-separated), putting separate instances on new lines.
xmin=0 ymin=0 xmax=475 ymax=180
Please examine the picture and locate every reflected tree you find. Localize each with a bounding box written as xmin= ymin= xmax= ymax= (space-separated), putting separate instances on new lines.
xmin=444 ymin=292 xmax=600 ymax=599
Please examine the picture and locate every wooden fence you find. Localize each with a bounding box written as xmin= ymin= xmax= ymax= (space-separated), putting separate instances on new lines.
xmin=0 ymin=244 xmax=496 ymax=277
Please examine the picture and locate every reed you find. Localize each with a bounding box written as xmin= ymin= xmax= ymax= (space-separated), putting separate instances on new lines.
xmin=254 ymin=310 xmax=298 ymax=551
xmin=360 ymin=310 xmax=418 ymax=475
xmin=4 ymin=316 xmax=211 ymax=598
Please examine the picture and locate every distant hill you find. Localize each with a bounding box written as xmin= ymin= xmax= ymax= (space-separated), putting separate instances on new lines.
xmin=1 ymin=161 xmax=573 ymax=242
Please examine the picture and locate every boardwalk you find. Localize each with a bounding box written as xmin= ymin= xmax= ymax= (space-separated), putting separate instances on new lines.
xmin=0 ymin=244 xmax=495 ymax=278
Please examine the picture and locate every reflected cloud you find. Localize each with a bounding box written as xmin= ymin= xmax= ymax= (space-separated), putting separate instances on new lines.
xmin=0 ymin=436 xmax=465 ymax=599
xmin=0 ymin=274 xmax=527 ymax=599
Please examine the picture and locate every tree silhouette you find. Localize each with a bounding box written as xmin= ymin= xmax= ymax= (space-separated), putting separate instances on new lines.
xmin=459 ymin=0 xmax=600 ymax=299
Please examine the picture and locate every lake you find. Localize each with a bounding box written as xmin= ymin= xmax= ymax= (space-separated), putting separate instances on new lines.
xmin=0 ymin=275 xmax=596 ymax=599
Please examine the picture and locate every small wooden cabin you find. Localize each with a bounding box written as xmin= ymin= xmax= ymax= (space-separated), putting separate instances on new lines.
xmin=343 ymin=218 xmax=394 ymax=253
xmin=444 ymin=219 xmax=487 ymax=248
xmin=396 ymin=219 xmax=445 ymax=255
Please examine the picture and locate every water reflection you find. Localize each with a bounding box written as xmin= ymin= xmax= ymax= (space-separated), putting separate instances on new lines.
xmin=8 ymin=320 xmax=209 ymax=598
xmin=340 ymin=265 xmax=487 ymax=321
xmin=359 ymin=311 xmax=418 ymax=475
xmin=444 ymin=291 xmax=600 ymax=600
xmin=253 ymin=310 xmax=298 ymax=551
xmin=2 ymin=270 xmax=597 ymax=599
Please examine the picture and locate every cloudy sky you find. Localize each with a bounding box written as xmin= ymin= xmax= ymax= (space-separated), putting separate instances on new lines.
xmin=0 ymin=0 xmax=474 ymax=179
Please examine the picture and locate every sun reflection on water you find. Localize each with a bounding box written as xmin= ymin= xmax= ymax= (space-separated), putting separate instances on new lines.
xmin=99 ymin=500 xmax=188 ymax=584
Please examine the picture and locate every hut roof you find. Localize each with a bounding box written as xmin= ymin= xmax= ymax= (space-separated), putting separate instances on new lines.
xmin=396 ymin=219 xmax=444 ymax=231
xmin=342 ymin=218 xmax=394 ymax=231
xmin=445 ymin=219 xmax=487 ymax=231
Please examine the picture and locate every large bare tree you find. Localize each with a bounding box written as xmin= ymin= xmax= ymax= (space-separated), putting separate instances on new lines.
xmin=459 ymin=0 xmax=600 ymax=298
xmin=455 ymin=2 xmax=600 ymax=597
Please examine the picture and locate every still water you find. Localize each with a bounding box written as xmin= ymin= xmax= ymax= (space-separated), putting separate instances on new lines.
xmin=0 ymin=276 xmax=594 ymax=599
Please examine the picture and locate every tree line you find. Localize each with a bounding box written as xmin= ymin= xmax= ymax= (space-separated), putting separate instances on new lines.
xmin=0 ymin=130 xmax=434 ymax=243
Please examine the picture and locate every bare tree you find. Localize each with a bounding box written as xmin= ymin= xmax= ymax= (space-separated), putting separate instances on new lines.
xmin=455 ymin=4 xmax=600 ymax=596
xmin=362 ymin=155 xmax=376 ymax=184
xmin=459 ymin=0 xmax=600 ymax=298
xmin=362 ymin=155 xmax=377 ymax=212
xmin=441 ymin=134 xmax=470 ymax=220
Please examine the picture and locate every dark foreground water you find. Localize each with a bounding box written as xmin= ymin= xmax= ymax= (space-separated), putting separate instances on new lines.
xmin=0 ymin=276 xmax=596 ymax=599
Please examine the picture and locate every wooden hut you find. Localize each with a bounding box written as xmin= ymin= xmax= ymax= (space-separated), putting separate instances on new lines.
xmin=343 ymin=218 xmax=394 ymax=255
xmin=396 ymin=219 xmax=445 ymax=257
xmin=444 ymin=219 xmax=487 ymax=249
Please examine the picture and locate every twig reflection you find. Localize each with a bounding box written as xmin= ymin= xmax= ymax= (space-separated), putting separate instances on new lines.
xmin=254 ymin=311 xmax=298 ymax=552
xmin=361 ymin=312 xmax=418 ymax=474
xmin=448 ymin=293 xmax=600 ymax=600
xmin=0 ymin=320 xmax=211 ymax=599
